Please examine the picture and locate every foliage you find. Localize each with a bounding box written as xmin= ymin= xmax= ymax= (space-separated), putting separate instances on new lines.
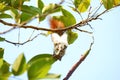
xmin=0 ymin=48 xmax=11 ymax=80
xmin=0 ymin=48 xmax=58 ymax=80
xmin=27 ymin=54 xmax=56 ymax=79
xmin=102 ymin=0 xmax=120 ymax=9
xmin=0 ymin=0 xmax=120 ymax=80
xmin=0 ymin=37 xmax=5 ymax=42
xmin=74 ymin=0 xmax=90 ymax=12
xmin=12 ymin=53 xmax=26 ymax=75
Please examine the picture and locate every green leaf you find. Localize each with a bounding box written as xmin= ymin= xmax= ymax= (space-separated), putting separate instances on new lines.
xmin=12 ymin=53 xmax=26 ymax=76
xmin=62 ymin=9 xmax=76 ymax=27
xmin=39 ymin=16 xmax=46 ymax=21
xmin=20 ymin=12 xmax=34 ymax=24
xmin=11 ymin=0 xmax=30 ymax=8
xmin=38 ymin=0 xmax=44 ymax=10
xmin=11 ymin=8 xmax=19 ymax=18
xmin=0 ymin=48 xmax=11 ymax=79
xmin=74 ymin=0 xmax=81 ymax=8
xmin=114 ymin=0 xmax=120 ymax=5
xmin=11 ymin=8 xmax=19 ymax=23
xmin=0 ymin=60 xmax=11 ymax=79
xmin=27 ymin=54 xmax=57 ymax=79
xmin=0 ymin=60 xmax=11 ymax=75
xmin=0 ymin=48 xmax=4 ymax=68
xmin=38 ymin=0 xmax=45 ymax=21
xmin=21 ymin=5 xmax=41 ymax=15
xmin=0 ymin=14 xmax=12 ymax=18
xmin=102 ymin=0 xmax=114 ymax=10
xmin=78 ymin=0 xmax=90 ymax=12
xmin=0 ymin=0 xmax=10 ymax=4
xmin=0 ymin=77 xmax=8 ymax=80
xmin=53 ymin=9 xmax=76 ymax=27
xmin=0 ymin=58 xmax=3 ymax=68
xmin=11 ymin=0 xmax=22 ymax=7
xmin=45 ymin=73 xmax=61 ymax=79
xmin=27 ymin=54 xmax=55 ymax=65
xmin=42 ymin=4 xmax=61 ymax=14
xmin=67 ymin=30 xmax=78 ymax=45
xmin=0 ymin=5 xmax=10 ymax=12
xmin=102 ymin=0 xmax=120 ymax=10
xmin=39 ymin=4 xmax=61 ymax=21
xmin=20 ymin=5 xmax=42 ymax=24
xmin=0 ymin=48 xmax=4 ymax=58
xmin=74 ymin=0 xmax=90 ymax=12
xmin=0 ymin=2 xmax=6 ymax=11
xmin=0 ymin=37 xmax=5 ymax=42
xmin=11 ymin=0 xmax=16 ymax=6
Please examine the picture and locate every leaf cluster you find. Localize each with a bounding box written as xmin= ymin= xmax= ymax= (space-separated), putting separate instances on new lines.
xmin=0 ymin=0 xmax=120 ymax=80
xmin=0 ymin=47 xmax=59 ymax=80
xmin=0 ymin=0 xmax=120 ymax=44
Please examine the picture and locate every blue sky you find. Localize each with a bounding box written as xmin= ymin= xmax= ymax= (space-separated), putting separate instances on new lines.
xmin=0 ymin=0 xmax=120 ymax=80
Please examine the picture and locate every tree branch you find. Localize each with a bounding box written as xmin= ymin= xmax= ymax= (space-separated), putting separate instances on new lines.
xmin=0 ymin=10 xmax=107 ymax=33
xmin=63 ymin=36 xmax=94 ymax=80
xmin=0 ymin=9 xmax=107 ymax=46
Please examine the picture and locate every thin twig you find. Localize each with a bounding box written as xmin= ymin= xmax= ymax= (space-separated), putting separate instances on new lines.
xmin=87 ymin=6 xmax=92 ymax=19
xmin=18 ymin=28 xmax=20 ymax=43
xmin=28 ymin=30 xmax=36 ymax=40
xmin=63 ymin=36 xmax=94 ymax=80
xmin=0 ymin=27 xmax=16 ymax=34
xmin=91 ymin=3 xmax=103 ymax=17
xmin=75 ymin=27 xmax=93 ymax=34
xmin=5 ymin=33 xmax=41 ymax=45
xmin=59 ymin=0 xmax=65 ymax=4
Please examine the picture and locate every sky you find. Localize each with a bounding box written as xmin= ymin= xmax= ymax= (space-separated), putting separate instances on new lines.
xmin=0 ymin=0 xmax=120 ymax=80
